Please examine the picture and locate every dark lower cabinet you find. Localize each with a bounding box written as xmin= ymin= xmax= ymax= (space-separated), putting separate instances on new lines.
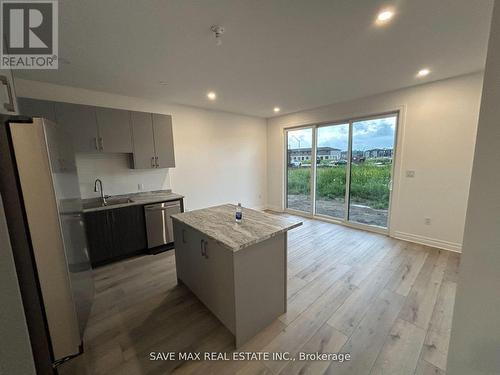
xmin=84 ymin=205 xmax=147 ymax=267
xmin=84 ymin=210 xmax=114 ymax=265
xmin=111 ymin=205 xmax=147 ymax=257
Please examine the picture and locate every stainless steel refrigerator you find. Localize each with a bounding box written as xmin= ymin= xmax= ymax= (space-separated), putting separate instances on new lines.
xmin=0 ymin=116 xmax=94 ymax=370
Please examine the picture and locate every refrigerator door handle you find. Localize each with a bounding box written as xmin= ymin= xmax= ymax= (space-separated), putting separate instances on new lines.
xmin=0 ymin=75 xmax=15 ymax=113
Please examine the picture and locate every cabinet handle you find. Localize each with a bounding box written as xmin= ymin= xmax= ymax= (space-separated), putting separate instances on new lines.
xmin=94 ymin=137 xmax=99 ymax=150
xmin=151 ymin=156 xmax=155 ymax=168
xmin=200 ymin=240 xmax=208 ymax=259
xmin=155 ymin=156 xmax=159 ymax=168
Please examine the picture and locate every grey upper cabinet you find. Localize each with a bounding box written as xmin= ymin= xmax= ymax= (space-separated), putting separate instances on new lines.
xmin=15 ymin=98 xmax=175 ymax=166
xmin=131 ymin=111 xmax=156 ymax=169
xmin=18 ymin=98 xmax=76 ymax=172
xmin=95 ymin=107 xmax=133 ymax=153
xmin=18 ymin=97 xmax=56 ymax=121
xmin=55 ymin=103 xmax=134 ymax=154
xmin=43 ymin=122 xmax=77 ymax=173
xmin=130 ymin=112 xmax=175 ymax=169
xmin=152 ymin=114 xmax=175 ymax=168
xmin=54 ymin=102 xmax=100 ymax=153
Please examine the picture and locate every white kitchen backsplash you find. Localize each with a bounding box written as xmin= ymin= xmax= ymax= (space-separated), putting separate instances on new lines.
xmin=76 ymin=153 xmax=171 ymax=198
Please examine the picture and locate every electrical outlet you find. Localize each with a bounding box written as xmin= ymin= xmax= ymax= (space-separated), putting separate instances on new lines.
xmin=424 ymin=217 xmax=431 ymax=225
xmin=406 ymin=170 xmax=415 ymax=178
xmin=138 ymin=183 xmax=144 ymax=191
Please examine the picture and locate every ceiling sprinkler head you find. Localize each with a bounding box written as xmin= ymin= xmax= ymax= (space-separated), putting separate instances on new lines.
xmin=210 ymin=25 xmax=225 ymax=46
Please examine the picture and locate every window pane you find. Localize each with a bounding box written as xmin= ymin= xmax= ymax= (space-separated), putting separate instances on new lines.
xmin=348 ymin=116 xmax=396 ymax=228
xmin=315 ymin=124 xmax=349 ymax=219
xmin=286 ymin=128 xmax=313 ymax=213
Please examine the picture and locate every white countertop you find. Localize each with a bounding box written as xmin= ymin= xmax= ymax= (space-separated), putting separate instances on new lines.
xmin=171 ymin=204 xmax=302 ymax=251
xmin=82 ymin=190 xmax=183 ymax=213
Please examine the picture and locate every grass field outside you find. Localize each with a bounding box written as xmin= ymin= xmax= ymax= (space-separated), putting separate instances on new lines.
xmin=287 ymin=158 xmax=392 ymax=210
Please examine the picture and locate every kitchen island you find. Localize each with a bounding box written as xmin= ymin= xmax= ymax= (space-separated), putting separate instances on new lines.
xmin=171 ymin=204 xmax=302 ymax=347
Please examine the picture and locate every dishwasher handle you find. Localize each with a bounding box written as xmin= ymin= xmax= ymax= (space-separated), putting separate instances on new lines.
xmin=144 ymin=201 xmax=181 ymax=249
xmin=144 ymin=202 xmax=181 ymax=211
xmin=145 ymin=206 xmax=170 ymax=211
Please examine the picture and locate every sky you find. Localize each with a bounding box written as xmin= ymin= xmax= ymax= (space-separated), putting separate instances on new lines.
xmin=287 ymin=116 xmax=397 ymax=151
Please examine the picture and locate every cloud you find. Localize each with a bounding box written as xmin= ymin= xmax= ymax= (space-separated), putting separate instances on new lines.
xmin=352 ymin=117 xmax=396 ymax=150
xmin=287 ymin=128 xmax=313 ymax=148
xmin=287 ymin=116 xmax=396 ymax=151
xmin=317 ymin=123 xmax=349 ymax=150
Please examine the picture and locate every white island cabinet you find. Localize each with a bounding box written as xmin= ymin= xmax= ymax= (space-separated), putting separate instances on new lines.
xmin=171 ymin=204 xmax=302 ymax=347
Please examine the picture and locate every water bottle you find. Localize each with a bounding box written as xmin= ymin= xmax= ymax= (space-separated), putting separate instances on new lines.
xmin=235 ymin=203 xmax=242 ymax=223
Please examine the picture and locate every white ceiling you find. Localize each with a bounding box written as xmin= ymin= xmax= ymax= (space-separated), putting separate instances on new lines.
xmin=15 ymin=0 xmax=494 ymax=118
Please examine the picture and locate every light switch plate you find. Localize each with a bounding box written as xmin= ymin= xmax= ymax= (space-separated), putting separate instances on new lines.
xmin=406 ymin=170 xmax=415 ymax=178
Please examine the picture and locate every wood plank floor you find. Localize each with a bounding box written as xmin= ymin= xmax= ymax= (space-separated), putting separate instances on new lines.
xmin=59 ymin=214 xmax=459 ymax=375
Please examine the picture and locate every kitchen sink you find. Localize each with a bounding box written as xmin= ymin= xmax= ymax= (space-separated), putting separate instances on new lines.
xmin=83 ymin=197 xmax=134 ymax=210
xmin=107 ymin=197 xmax=134 ymax=205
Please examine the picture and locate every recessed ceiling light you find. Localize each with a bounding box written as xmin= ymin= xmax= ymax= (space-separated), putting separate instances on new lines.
xmin=159 ymin=81 xmax=168 ymax=85
xmin=417 ymin=68 xmax=431 ymax=77
xmin=207 ymin=91 xmax=217 ymax=100
xmin=273 ymin=107 xmax=281 ymax=113
xmin=376 ymin=9 xmax=395 ymax=24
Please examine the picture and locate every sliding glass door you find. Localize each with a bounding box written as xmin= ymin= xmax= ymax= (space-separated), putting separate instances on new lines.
xmin=286 ymin=127 xmax=313 ymax=213
xmin=315 ymin=123 xmax=349 ymax=219
xmin=285 ymin=113 xmax=398 ymax=231
xmin=348 ymin=116 xmax=397 ymax=227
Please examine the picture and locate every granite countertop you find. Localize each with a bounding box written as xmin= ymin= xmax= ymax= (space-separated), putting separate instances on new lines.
xmin=171 ymin=204 xmax=302 ymax=252
xmin=82 ymin=190 xmax=183 ymax=213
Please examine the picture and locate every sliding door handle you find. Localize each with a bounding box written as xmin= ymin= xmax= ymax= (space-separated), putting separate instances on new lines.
xmin=155 ymin=156 xmax=159 ymax=168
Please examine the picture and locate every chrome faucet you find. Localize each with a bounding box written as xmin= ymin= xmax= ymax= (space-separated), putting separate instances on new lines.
xmin=94 ymin=179 xmax=107 ymax=206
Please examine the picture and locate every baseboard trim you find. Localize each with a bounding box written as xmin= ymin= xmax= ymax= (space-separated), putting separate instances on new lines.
xmin=263 ymin=207 xmax=462 ymax=253
xmin=250 ymin=205 xmax=268 ymax=211
xmin=393 ymin=231 xmax=462 ymax=253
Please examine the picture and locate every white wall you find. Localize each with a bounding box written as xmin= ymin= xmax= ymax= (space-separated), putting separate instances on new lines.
xmin=75 ymin=153 xmax=170 ymax=199
xmin=15 ymin=79 xmax=268 ymax=211
xmin=447 ymin=2 xmax=500 ymax=373
xmin=267 ymin=73 xmax=484 ymax=251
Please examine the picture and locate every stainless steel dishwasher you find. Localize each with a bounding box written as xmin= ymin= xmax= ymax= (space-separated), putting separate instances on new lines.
xmin=144 ymin=200 xmax=181 ymax=249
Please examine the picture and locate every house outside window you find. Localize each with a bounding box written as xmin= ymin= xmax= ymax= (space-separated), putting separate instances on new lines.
xmin=288 ymin=147 xmax=342 ymax=162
